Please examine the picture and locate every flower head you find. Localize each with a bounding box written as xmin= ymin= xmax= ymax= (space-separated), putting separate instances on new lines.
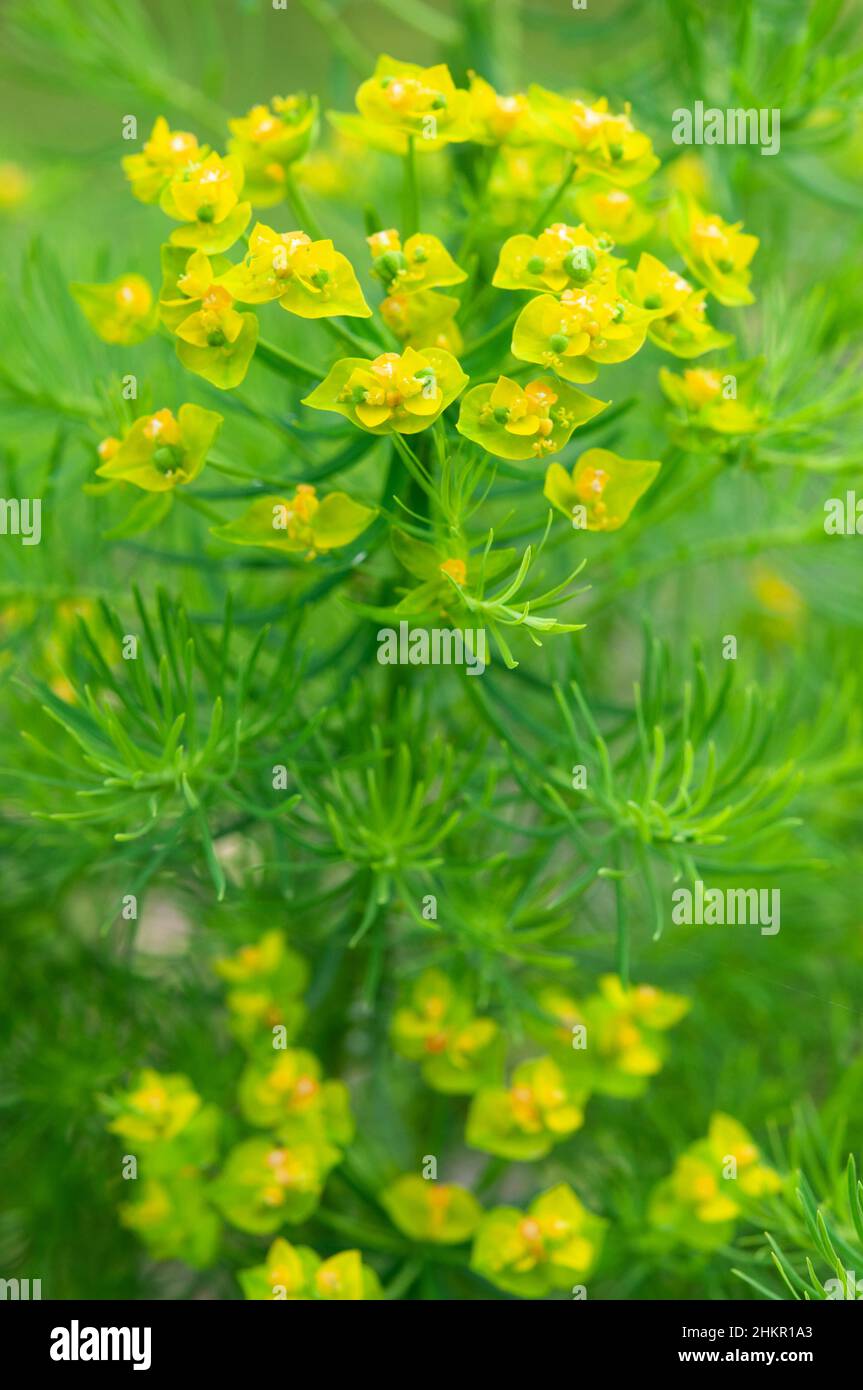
xmin=95 ymin=403 xmax=223 ymax=493
xmin=212 ymin=485 xmax=376 ymax=559
xmin=105 ymin=1069 xmax=201 ymax=1144
xmin=221 ymin=223 xmax=370 ymax=318
xmin=472 ymin=1183 xmax=606 ymax=1298
xmin=239 ymin=1238 xmax=381 ymax=1300
xmin=467 ymin=73 xmax=540 ymax=145
xmin=575 ymin=182 xmax=654 ymax=244
xmin=660 ymin=365 xmax=762 ymax=434
xmin=331 ymin=55 xmax=471 ymax=153
xmin=544 ymin=447 xmax=661 ymax=532
xmin=160 ymin=151 xmax=251 ymax=253
xmin=466 ymin=1056 xmax=588 ymax=1160
xmin=529 ymin=87 xmax=659 ymax=185
xmin=237 ymin=1048 xmax=354 ymax=1149
xmin=457 ymin=374 xmax=607 ymax=459
xmin=304 ymin=346 xmax=467 ymax=435
xmin=670 ymin=194 xmax=759 ymax=306
xmin=512 ymin=286 xmax=649 ymax=383
xmin=212 ymin=1137 xmax=339 ymax=1234
xmin=214 ymin=930 xmax=309 ymax=1049
xmin=391 ymin=968 xmax=502 ymax=1094
xmin=70 ymin=273 xmax=157 ymax=345
xmin=382 ymin=1175 xmax=483 ymax=1244
xmin=123 ymin=117 xmax=203 ymax=204
xmin=228 ymin=94 xmax=318 ymax=205
xmin=493 ymin=222 xmax=620 ymax=295
xmin=368 ymin=228 xmax=466 ymax=293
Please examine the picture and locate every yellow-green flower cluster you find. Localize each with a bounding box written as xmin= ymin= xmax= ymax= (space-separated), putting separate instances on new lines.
xmin=390 ymin=968 xmax=503 ymax=1094
xmin=369 ymin=227 xmax=466 ymax=352
xmin=239 ymin=1238 xmax=381 ymax=1300
xmin=649 ymin=1114 xmax=783 ymax=1250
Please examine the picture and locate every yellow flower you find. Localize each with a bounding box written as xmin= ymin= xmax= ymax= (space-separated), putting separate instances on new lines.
xmin=70 ymin=273 xmax=157 ymax=345
xmin=647 ymin=284 xmax=734 ymax=359
xmin=228 ymin=94 xmax=318 ymax=206
xmin=122 ymin=116 xmax=203 ymax=204
xmin=304 ymin=346 xmax=468 ymax=435
xmin=390 ymin=968 xmax=502 ymax=1094
xmin=493 ymin=222 xmax=620 ymax=295
xmin=575 ymin=182 xmax=654 ymax=244
xmin=95 ymin=404 xmax=223 ymax=492
xmin=529 ymin=87 xmax=659 ymax=185
xmin=458 ymin=374 xmax=607 ymax=460
xmin=467 ymin=72 xmax=541 ymax=145
xmin=160 ymin=151 xmax=251 ymax=254
xmin=649 ymin=1113 xmax=783 ymax=1250
xmin=330 ymin=55 xmax=472 ymax=153
xmin=367 ymin=228 xmax=466 ymax=292
xmin=511 ymin=284 xmax=649 ymax=384
xmin=381 ymin=288 xmax=463 ymax=353
xmin=670 ymin=194 xmax=758 ymax=306
xmin=659 ymin=366 xmax=762 ymax=434
xmin=0 ymin=160 xmax=31 ymax=210
xmin=382 ymin=1175 xmax=483 ymax=1244
xmin=106 ymin=1069 xmax=201 ymax=1144
xmin=544 ymin=449 xmax=662 ymax=533
xmin=211 ymin=485 xmax=376 ymax=558
xmin=239 ymin=1239 xmax=381 ymax=1300
xmin=221 ymin=223 xmax=370 ymax=318
xmin=466 ymin=1056 xmax=587 ymax=1160
xmin=472 ymin=1184 xmax=606 ymax=1298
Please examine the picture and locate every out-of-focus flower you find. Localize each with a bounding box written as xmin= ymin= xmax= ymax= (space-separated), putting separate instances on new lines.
xmin=487 ymin=145 xmax=571 ymax=229
xmin=572 ymin=975 xmax=689 ymax=1094
xmin=458 ymin=375 xmax=607 ymax=459
xmin=105 ymin=1069 xmax=201 ymax=1144
xmin=120 ymin=1176 xmax=220 ymax=1268
xmin=228 ymin=94 xmax=318 ymax=205
xmin=575 ymin=182 xmax=654 ymax=243
xmin=529 ymin=87 xmax=659 ymax=186
xmin=544 ymin=448 xmax=662 ymax=532
xmin=95 ymin=404 xmax=223 ymax=492
xmin=382 ymin=1175 xmax=483 ymax=1243
xmin=212 ymin=485 xmax=376 ymax=559
xmin=367 ymin=228 xmax=466 ymax=293
xmin=212 ymin=1136 xmax=341 ymax=1233
xmin=466 ymin=1056 xmax=588 ymax=1160
xmin=221 ymin=223 xmax=371 ymax=318
xmin=472 ymin=1183 xmax=606 ymax=1297
xmin=381 ymin=288 xmax=463 ymax=353
xmin=467 ymin=73 xmax=541 ymax=145
xmin=70 ymin=273 xmax=158 ymax=345
xmin=160 ymin=152 xmax=251 ymax=254
xmin=670 ymin=194 xmax=758 ymax=306
xmin=214 ymin=930 xmax=309 ymax=1050
xmin=493 ymin=222 xmax=620 ymax=295
xmin=122 ymin=117 xmax=203 ymax=204
xmin=239 ymin=1238 xmax=381 ymax=1300
xmin=237 ymin=1048 xmax=354 ymax=1149
xmin=329 ymin=55 xmax=472 ymax=153
xmin=659 ymin=366 xmax=762 ymax=434
xmin=304 ymin=346 xmax=467 ymax=435
xmin=391 ymin=968 xmax=502 ymax=1094
xmin=512 ymin=286 xmax=650 ymax=383
xmin=649 ymin=1113 xmax=783 ymax=1250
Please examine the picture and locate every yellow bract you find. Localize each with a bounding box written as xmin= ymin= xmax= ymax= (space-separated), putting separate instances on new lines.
xmin=304 ymin=346 xmax=468 ymax=435
xmin=160 ymin=152 xmax=252 ymax=254
xmin=493 ymin=222 xmax=620 ymax=295
xmin=529 ymin=87 xmax=660 ymax=185
xmin=544 ymin=448 xmax=661 ymax=531
xmin=670 ymin=194 xmax=759 ymax=306
xmin=467 ymin=72 xmax=540 ymax=145
xmin=122 ymin=116 xmax=202 ymax=204
xmin=221 ymin=223 xmax=371 ymax=318
xmin=228 ymin=94 xmax=318 ymax=206
xmin=95 ymin=404 xmax=223 ymax=493
xmin=346 ymin=55 xmax=472 ymax=151
xmin=70 ymin=273 xmax=157 ymax=345
xmin=659 ymin=366 xmax=762 ymax=434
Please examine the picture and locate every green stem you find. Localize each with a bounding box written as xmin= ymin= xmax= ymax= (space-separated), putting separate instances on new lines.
xmin=321 ymin=318 xmax=380 ymax=357
xmin=256 ymin=337 xmax=322 ymax=382
xmin=614 ymin=840 xmax=630 ymax=985
xmin=175 ymin=492 xmax=224 ymax=524
xmin=283 ymin=167 xmax=324 ymax=241
xmin=403 ymin=136 xmax=420 ymax=237
xmin=531 ymin=155 xmax=577 ymax=234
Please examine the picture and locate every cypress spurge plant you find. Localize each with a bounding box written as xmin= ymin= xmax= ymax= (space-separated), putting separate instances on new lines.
xmin=2 ymin=0 xmax=863 ymax=1303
